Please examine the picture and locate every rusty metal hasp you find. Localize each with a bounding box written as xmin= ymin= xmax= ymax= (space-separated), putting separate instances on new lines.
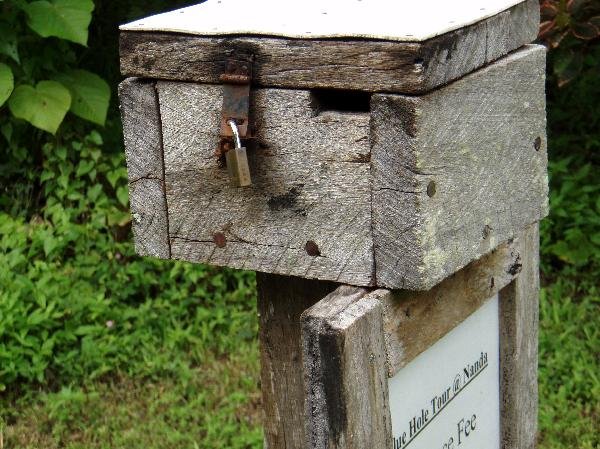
xmin=217 ymin=58 xmax=253 ymax=187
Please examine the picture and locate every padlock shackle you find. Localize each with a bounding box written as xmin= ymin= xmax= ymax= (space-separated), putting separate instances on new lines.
xmin=227 ymin=119 xmax=243 ymax=150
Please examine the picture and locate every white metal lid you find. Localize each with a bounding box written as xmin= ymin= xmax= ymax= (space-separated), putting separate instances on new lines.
xmin=120 ymin=0 xmax=526 ymax=42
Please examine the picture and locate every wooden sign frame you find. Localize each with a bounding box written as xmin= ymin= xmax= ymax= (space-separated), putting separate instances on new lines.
xmin=257 ymin=224 xmax=539 ymax=449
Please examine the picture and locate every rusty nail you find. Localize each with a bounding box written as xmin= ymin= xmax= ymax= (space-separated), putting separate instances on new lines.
xmin=534 ymin=136 xmax=542 ymax=151
xmin=427 ymin=181 xmax=436 ymax=197
xmin=305 ymin=240 xmax=320 ymax=257
xmin=213 ymin=232 xmax=227 ymax=248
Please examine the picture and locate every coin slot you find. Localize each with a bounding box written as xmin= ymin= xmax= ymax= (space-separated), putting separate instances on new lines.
xmin=310 ymin=88 xmax=371 ymax=115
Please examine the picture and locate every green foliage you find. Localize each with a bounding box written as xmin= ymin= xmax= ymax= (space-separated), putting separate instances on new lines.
xmin=0 ymin=62 xmax=13 ymax=105
xmin=538 ymin=281 xmax=599 ymax=449
xmin=55 ymin=70 xmax=110 ymax=125
xmin=24 ymin=0 xmax=95 ymax=46
xmin=0 ymin=0 xmax=108 ymax=133
xmin=539 ymin=0 xmax=600 ymax=86
xmin=3 ymin=354 xmax=263 ymax=449
xmin=541 ymin=34 xmax=600 ymax=280
xmin=537 ymin=13 xmax=600 ymax=448
xmin=541 ymin=157 xmax=600 ymax=270
xmin=8 ymin=80 xmax=71 ymax=134
xmin=0 ymin=23 xmax=20 ymax=63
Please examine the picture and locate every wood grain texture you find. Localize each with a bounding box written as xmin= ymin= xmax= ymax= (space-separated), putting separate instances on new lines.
xmin=368 ymin=232 xmax=529 ymax=378
xmin=119 ymin=0 xmax=539 ymax=94
xmin=257 ymin=273 xmax=338 ymax=449
xmin=157 ymin=83 xmax=375 ymax=285
xmin=371 ymin=44 xmax=548 ymax=290
xmin=499 ymin=223 xmax=539 ymax=449
xmin=301 ymin=286 xmax=391 ymax=449
xmin=118 ymin=78 xmax=170 ymax=259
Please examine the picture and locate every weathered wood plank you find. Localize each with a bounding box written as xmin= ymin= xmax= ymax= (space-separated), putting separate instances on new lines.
xmin=118 ymin=78 xmax=170 ymax=258
xmin=301 ymin=286 xmax=391 ymax=449
xmin=499 ymin=223 xmax=539 ymax=449
xmin=369 ymin=231 xmax=529 ymax=378
xmin=119 ymin=0 xmax=539 ymax=94
xmin=157 ymin=83 xmax=374 ymax=285
xmin=257 ymin=273 xmax=338 ymax=449
xmin=371 ymin=44 xmax=548 ymax=290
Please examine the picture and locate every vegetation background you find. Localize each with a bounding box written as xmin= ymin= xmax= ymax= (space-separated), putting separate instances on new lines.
xmin=0 ymin=0 xmax=598 ymax=448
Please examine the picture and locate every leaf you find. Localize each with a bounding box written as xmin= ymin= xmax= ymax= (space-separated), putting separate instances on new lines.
xmin=571 ymin=21 xmax=600 ymax=40
xmin=566 ymin=0 xmax=586 ymax=14
xmin=0 ymin=63 xmax=14 ymax=107
xmin=24 ymin=0 xmax=95 ymax=46
xmin=540 ymin=2 xmax=559 ymax=19
xmin=87 ymin=183 xmax=103 ymax=202
xmin=1 ymin=122 xmax=13 ymax=143
xmin=87 ymin=129 xmax=103 ymax=146
xmin=553 ymin=50 xmax=583 ymax=87
xmin=43 ymin=235 xmax=58 ymax=257
xmin=116 ymin=186 xmax=129 ymax=207
xmin=590 ymin=233 xmax=600 ymax=246
xmin=0 ymin=24 xmax=20 ymax=63
xmin=106 ymin=169 xmax=125 ymax=188
xmin=8 ymin=81 xmax=71 ymax=134
xmin=55 ymin=70 xmax=110 ymax=125
xmin=107 ymin=209 xmax=131 ymax=227
xmin=539 ymin=20 xmax=557 ymax=40
xmin=75 ymin=160 xmax=94 ymax=177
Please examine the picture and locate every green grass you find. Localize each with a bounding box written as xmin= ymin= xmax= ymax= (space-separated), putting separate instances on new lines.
xmin=1 ymin=347 xmax=262 ymax=449
xmin=538 ymin=279 xmax=599 ymax=449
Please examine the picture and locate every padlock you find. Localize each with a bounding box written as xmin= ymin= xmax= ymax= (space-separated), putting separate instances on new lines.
xmin=225 ymin=119 xmax=252 ymax=187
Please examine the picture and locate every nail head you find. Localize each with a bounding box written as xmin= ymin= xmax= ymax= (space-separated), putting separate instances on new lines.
xmin=305 ymin=240 xmax=320 ymax=256
xmin=427 ymin=181 xmax=436 ymax=197
xmin=213 ymin=232 xmax=227 ymax=248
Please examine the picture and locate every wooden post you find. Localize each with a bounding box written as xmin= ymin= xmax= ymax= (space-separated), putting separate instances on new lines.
xmin=499 ymin=224 xmax=539 ymax=449
xmin=257 ymin=273 xmax=337 ymax=449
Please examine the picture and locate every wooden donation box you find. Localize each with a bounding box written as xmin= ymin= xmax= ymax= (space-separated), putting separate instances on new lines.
xmin=119 ymin=1 xmax=547 ymax=448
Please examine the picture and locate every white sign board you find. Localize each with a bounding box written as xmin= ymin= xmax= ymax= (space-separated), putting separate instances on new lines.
xmin=389 ymin=295 xmax=500 ymax=449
